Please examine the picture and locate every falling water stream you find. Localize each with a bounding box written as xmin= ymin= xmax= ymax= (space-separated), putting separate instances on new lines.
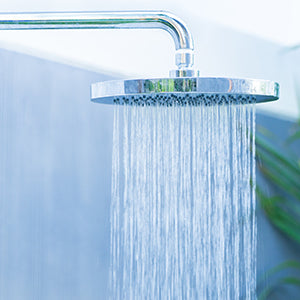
xmin=110 ymin=96 xmax=256 ymax=299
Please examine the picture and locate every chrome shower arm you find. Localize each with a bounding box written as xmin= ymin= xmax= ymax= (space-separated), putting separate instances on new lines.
xmin=0 ymin=11 xmax=194 ymax=75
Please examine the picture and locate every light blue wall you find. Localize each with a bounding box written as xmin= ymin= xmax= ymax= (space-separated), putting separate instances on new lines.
xmin=0 ymin=48 xmax=299 ymax=299
xmin=0 ymin=49 xmax=116 ymax=299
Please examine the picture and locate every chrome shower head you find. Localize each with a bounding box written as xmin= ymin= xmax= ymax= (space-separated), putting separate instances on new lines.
xmin=91 ymin=77 xmax=279 ymax=105
xmin=0 ymin=10 xmax=280 ymax=103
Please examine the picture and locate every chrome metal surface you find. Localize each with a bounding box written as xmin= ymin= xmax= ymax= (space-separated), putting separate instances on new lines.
xmin=0 ymin=11 xmax=194 ymax=71
xmin=169 ymin=69 xmax=195 ymax=77
xmin=91 ymin=77 xmax=280 ymax=104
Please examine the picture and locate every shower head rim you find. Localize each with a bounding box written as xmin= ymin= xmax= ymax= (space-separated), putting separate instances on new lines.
xmin=91 ymin=77 xmax=280 ymax=104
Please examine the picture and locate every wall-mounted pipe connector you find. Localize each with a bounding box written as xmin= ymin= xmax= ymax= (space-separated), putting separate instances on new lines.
xmin=0 ymin=11 xmax=195 ymax=77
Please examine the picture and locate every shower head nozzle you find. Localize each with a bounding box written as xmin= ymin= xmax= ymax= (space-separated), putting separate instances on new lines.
xmin=91 ymin=77 xmax=279 ymax=105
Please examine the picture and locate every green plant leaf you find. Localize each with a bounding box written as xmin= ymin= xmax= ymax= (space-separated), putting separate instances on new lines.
xmin=256 ymin=149 xmax=300 ymax=193
xmin=258 ymin=260 xmax=300 ymax=300
xmin=256 ymin=135 xmax=300 ymax=176
xmin=259 ymin=165 xmax=300 ymax=201
xmin=258 ymin=276 xmax=300 ymax=300
xmin=281 ymin=277 xmax=300 ymax=286
xmin=286 ymin=130 xmax=300 ymax=145
xmin=256 ymin=187 xmax=300 ymax=244
xmin=264 ymin=260 xmax=300 ymax=278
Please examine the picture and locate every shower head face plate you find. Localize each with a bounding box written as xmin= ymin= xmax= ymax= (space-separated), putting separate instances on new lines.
xmin=91 ymin=77 xmax=279 ymax=105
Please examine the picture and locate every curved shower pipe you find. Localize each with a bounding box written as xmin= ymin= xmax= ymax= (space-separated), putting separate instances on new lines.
xmin=0 ymin=11 xmax=195 ymax=76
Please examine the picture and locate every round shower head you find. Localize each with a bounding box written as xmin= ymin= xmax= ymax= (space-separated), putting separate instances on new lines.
xmin=91 ymin=77 xmax=279 ymax=105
